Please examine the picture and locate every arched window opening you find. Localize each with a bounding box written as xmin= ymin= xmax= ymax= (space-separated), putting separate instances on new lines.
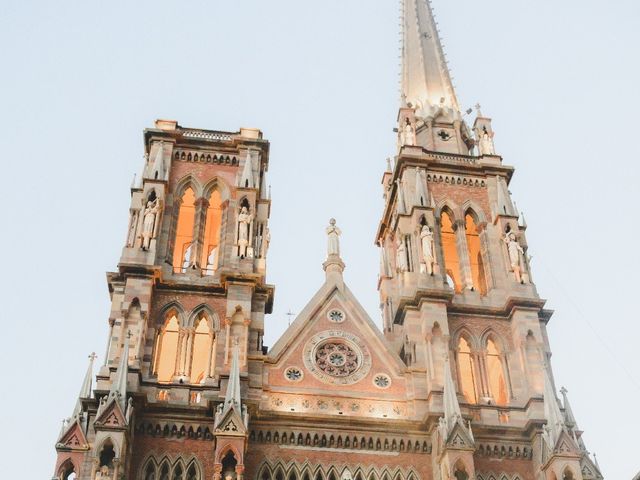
xmin=440 ymin=212 xmax=462 ymax=292
xmin=99 ymin=441 xmax=115 ymax=469
xmin=464 ymin=213 xmax=487 ymax=295
xmin=562 ymin=469 xmax=575 ymax=480
xmin=486 ymin=338 xmax=508 ymax=406
xmin=156 ymin=312 xmax=180 ymax=383
xmin=457 ymin=337 xmax=478 ymax=404
xmin=159 ymin=462 xmax=170 ymax=480
xmin=201 ymin=189 xmax=223 ymax=274
xmin=454 ymin=469 xmax=468 ymax=480
xmin=221 ymin=451 xmax=238 ymax=480
xmin=60 ymin=461 xmax=76 ymax=480
xmin=172 ymin=187 xmax=196 ymax=273
xmin=186 ymin=464 xmax=199 ymax=480
xmin=172 ymin=464 xmax=184 ymax=480
xmin=144 ymin=462 xmax=156 ymax=480
xmin=190 ymin=314 xmax=213 ymax=384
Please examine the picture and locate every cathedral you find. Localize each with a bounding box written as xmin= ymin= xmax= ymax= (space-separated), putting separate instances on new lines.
xmin=51 ymin=1 xmax=604 ymax=480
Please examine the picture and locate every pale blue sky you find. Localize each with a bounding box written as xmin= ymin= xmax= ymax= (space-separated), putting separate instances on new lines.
xmin=1 ymin=0 xmax=638 ymax=478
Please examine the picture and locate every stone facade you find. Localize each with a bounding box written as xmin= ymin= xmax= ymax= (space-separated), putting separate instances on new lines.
xmin=51 ymin=2 xmax=603 ymax=480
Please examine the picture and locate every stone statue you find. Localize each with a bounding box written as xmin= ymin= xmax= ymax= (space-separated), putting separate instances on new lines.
xmin=205 ymin=247 xmax=217 ymax=274
xmin=326 ymin=218 xmax=341 ymax=257
xmin=503 ymin=232 xmax=525 ymax=283
xmin=396 ymin=237 xmax=409 ymax=273
xmin=420 ymin=225 xmax=436 ymax=275
xmin=96 ymin=465 xmax=111 ymax=480
xmin=182 ymin=243 xmax=193 ymax=272
xmin=402 ymin=121 xmax=416 ymax=146
xmin=479 ymin=126 xmax=495 ymax=155
xmin=237 ymin=206 xmax=253 ymax=257
xmin=141 ymin=198 xmax=160 ymax=250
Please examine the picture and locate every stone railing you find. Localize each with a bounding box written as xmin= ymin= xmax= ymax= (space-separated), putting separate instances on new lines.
xmin=181 ymin=129 xmax=233 ymax=141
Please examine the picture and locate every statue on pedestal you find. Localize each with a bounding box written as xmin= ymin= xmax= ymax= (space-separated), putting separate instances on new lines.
xmin=326 ymin=218 xmax=341 ymax=257
xmin=503 ymin=232 xmax=525 ymax=283
xmin=420 ymin=225 xmax=437 ymax=275
xmin=479 ymin=126 xmax=496 ymax=155
xmin=237 ymin=206 xmax=253 ymax=257
xmin=141 ymin=198 xmax=161 ymax=250
xmin=396 ymin=237 xmax=409 ymax=273
xmin=402 ymin=120 xmax=416 ymax=146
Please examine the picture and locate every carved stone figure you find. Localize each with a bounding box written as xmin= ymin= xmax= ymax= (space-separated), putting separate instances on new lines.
xmin=402 ymin=121 xmax=416 ymax=146
xmin=261 ymin=227 xmax=271 ymax=258
xmin=479 ymin=127 xmax=495 ymax=155
xmin=420 ymin=225 xmax=436 ymax=275
xmin=503 ymin=232 xmax=525 ymax=283
xmin=237 ymin=206 xmax=253 ymax=257
xmin=182 ymin=243 xmax=193 ymax=272
xmin=96 ymin=465 xmax=111 ymax=480
xmin=396 ymin=237 xmax=409 ymax=273
xmin=326 ymin=218 xmax=341 ymax=257
xmin=205 ymin=247 xmax=217 ymax=274
xmin=141 ymin=198 xmax=160 ymax=250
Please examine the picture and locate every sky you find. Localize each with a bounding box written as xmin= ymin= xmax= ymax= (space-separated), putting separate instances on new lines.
xmin=0 ymin=0 xmax=638 ymax=478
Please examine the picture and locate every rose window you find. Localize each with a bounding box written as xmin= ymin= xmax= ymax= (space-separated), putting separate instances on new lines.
xmin=373 ymin=374 xmax=391 ymax=389
xmin=327 ymin=309 xmax=345 ymax=323
xmin=315 ymin=342 xmax=359 ymax=377
xmin=285 ymin=367 xmax=303 ymax=381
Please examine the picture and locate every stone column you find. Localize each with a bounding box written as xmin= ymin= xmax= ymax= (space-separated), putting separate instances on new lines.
xmin=454 ymin=219 xmax=474 ymax=291
xmin=165 ymin=198 xmax=182 ymax=268
xmin=192 ymin=196 xmax=209 ymax=269
xmin=224 ymin=319 xmax=231 ymax=365
xmin=207 ymin=334 xmax=216 ymax=378
xmin=103 ymin=319 xmax=115 ymax=366
xmin=236 ymin=465 xmax=245 ymax=480
xmin=173 ymin=330 xmax=185 ymax=377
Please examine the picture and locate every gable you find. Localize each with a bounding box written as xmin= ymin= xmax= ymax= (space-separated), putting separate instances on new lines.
xmin=264 ymin=278 xmax=409 ymax=419
xmin=215 ymin=407 xmax=247 ymax=437
xmin=56 ymin=419 xmax=89 ymax=451
xmin=94 ymin=399 xmax=127 ymax=430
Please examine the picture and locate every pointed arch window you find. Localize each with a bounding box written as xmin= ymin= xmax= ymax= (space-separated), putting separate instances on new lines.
xmin=190 ymin=313 xmax=214 ymax=384
xmin=173 ymin=187 xmax=196 ymax=273
xmin=457 ymin=337 xmax=478 ymax=404
xmin=159 ymin=462 xmax=170 ymax=480
xmin=440 ymin=211 xmax=462 ymax=292
xmin=155 ymin=312 xmax=180 ymax=383
xmin=200 ymin=189 xmax=223 ymax=273
xmin=144 ymin=462 xmax=156 ymax=480
xmin=464 ymin=213 xmax=487 ymax=294
xmin=486 ymin=338 xmax=508 ymax=406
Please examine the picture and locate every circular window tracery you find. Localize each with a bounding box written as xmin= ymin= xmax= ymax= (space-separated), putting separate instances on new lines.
xmin=327 ymin=309 xmax=346 ymax=323
xmin=284 ymin=367 xmax=303 ymax=382
xmin=373 ymin=373 xmax=391 ymax=389
xmin=303 ymin=330 xmax=372 ymax=385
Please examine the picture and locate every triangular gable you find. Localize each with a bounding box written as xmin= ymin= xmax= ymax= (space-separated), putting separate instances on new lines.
xmin=269 ymin=277 xmax=405 ymax=374
xmin=553 ymin=430 xmax=580 ymax=456
xmin=56 ymin=419 xmax=89 ymax=451
xmin=215 ymin=407 xmax=246 ymax=436
xmin=94 ymin=398 xmax=127 ymax=430
xmin=445 ymin=422 xmax=475 ymax=451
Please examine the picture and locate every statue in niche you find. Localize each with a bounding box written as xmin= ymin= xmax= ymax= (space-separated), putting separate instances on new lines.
xmin=205 ymin=247 xmax=217 ymax=275
xmin=182 ymin=243 xmax=193 ymax=272
xmin=402 ymin=120 xmax=416 ymax=146
xmin=126 ymin=210 xmax=138 ymax=247
xmin=141 ymin=198 xmax=161 ymax=250
xmin=479 ymin=126 xmax=496 ymax=155
xmin=420 ymin=225 xmax=437 ymax=275
xmin=503 ymin=231 xmax=525 ymax=283
xmin=326 ymin=218 xmax=341 ymax=257
xmin=380 ymin=245 xmax=392 ymax=277
xmin=237 ymin=206 xmax=253 ymax=257
xmin=396 ymin=237 xmax=409 ymax=273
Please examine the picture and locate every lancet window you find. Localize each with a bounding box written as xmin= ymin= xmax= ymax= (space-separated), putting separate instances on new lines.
xmin=153 ymin=307 xmax=217 ymax=385
xmin=464 ymin=212 xmax=487 ymax=294
xmin=172 ymin=187 xmax=196 ymax=273
xmin=200 ymin=189 xmax=223 ymax=274
xmin=456 ymin=336 xmax=478 ymax=404
xmin=485 ymin=337 xmax=508 ymax=406
xmin=440 ymin=211 xmax=462 ymax=292
xmin=141 ymin=457 xmax=200 ymax=480
xmin=256 ymin=462 xmax=419 ymax=480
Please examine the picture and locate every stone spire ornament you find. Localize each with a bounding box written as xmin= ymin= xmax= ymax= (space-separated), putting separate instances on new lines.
xmin=543 ymin=366 xmax=566 ymax=449
xmin=109 ymin=332 xmax=130 ymax=412
xmin=72 ymin=352 xmax=96 ymax=417
xmin=323 ymin=218 xmax=345 ymax=286
xmin=401 ymin=0 xmax=460 ymax=115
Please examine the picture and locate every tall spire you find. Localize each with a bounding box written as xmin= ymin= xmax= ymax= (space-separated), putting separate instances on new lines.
xmin=224 ymin=339 xmax=242 ymax=412
xmin=543 ymin=366 xmax=566 ymax=448
xmin=72 ymin=352 xmax=96 ymax=417
xmin=109 ymin=334 xmax=130 ymax=411
xmin=401 ymin=0 xmax=460 ymax=114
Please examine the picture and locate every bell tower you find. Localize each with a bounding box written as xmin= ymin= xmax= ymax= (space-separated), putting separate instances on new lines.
xmin=377 ymin=1 xmax=602 ymax=479
xmin=52 ymin=120 xmax=274 ymax=480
